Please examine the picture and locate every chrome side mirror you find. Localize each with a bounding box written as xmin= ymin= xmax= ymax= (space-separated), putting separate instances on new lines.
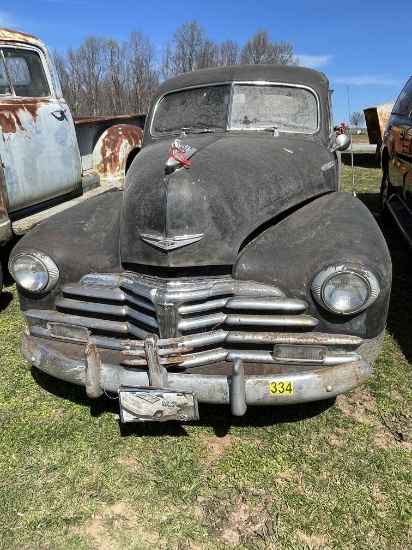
xmin=329 ymin=133 xmax=351 ymax=152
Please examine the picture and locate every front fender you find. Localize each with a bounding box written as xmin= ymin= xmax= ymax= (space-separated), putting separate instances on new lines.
xmin=234 ymin=192 xmax=391 ymax=339
xmin=10 ymin=192 xmax=123 ymax=311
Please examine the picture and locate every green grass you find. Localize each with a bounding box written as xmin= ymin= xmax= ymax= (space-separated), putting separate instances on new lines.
xmin=1 ymin=152 xmax=412 ymax=549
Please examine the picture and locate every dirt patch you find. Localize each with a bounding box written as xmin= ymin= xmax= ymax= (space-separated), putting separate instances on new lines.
xmin=295 ymin=529 xmax=330 ymax=549
xmin=70 ymin=501 xmax=161 ymax=549
xmin=381 ymin=414 xmax=412 ymax=443
xmin=202 ymin=434 xmax=236 ymax=466
xmin=335 ymin=390 xmax=412 ymax=451
xmin=335 ymin=388 xmax=379 ymax=426
xmin=202 ymin=492 xmax=277 ymax=546
xmin=116 ymin=454 xmax=144 ymax=473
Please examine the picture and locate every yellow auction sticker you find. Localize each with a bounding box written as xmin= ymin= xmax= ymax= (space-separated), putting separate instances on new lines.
xmin=269 ymin=381 xmax=294 ymax=395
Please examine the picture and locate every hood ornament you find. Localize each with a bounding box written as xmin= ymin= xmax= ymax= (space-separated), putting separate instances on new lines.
xmin=140 ymin=233 xmax=204 ymax=251
xmin=166 ymin=139 xmax=196 ymax=169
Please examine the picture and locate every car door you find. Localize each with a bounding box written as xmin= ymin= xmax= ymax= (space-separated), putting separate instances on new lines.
xmin=0 ymin=43 xmax=81 ymax=213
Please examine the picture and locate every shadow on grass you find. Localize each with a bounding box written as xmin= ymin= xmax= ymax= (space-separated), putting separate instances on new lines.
xmin=354 ymin=192 xmax=412 ymax=363
xmin=32 ymin=366 xmax=336 ymax=437
xmin=377 ymin=217 xmax=412 ymax=361
xmin=341 ymin=152 xmax=379 ymax=169
xmin=354 ymin=191 xmax=380 ymax=214
xmin=0 ymin=288 xmax=13 ymax=311
xmin=119 ymin=398 xmax=336 ymax=439
xmin=0 ymin=235 xmax=20 ymax=311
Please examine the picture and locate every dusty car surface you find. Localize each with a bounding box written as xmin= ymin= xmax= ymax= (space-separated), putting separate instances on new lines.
xmin=380 ymin=75 xmax=412 ymax=246
xmin=9 ymin=65 xmax=392 ymax=422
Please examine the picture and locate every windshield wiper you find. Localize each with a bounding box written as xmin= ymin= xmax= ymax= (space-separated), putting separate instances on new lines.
xmin=181 ymin=126 xmax=225 ymax=134
xmin=264 ymin=125 xmax=280 ymax=136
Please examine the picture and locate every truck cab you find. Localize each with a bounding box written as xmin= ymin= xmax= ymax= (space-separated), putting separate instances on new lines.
xmin=0 ymin=29 xmax=81 ymax=224
xmin=0 ymin=28 xmax=145 ymax=294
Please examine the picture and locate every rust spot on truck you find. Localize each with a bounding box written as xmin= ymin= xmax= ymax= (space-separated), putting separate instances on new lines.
xmin=0 ymin=28 xmax=44 ymax=47
xmin=0 ymin=100 xmax=43 ymax=138
xmin=94 ymin=124 xmax=143 ymax=180
xmin=0 ymin=111 xmax=25 ymax=135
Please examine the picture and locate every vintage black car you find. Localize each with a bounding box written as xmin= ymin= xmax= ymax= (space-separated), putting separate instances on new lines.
xmin=9 ymin=65 xmax=392 ymax=422
xmin=380 ymin=75 xmax=412 ymax=246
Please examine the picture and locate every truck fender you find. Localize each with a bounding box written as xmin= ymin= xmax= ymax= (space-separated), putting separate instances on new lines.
xmin=0 ymin=158 xmax=12 ymax=246
xmin=92 ymin=124 xmax=143 ymax=187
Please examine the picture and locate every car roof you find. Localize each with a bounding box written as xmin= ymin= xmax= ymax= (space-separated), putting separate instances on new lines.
xmin=153 ymin=64 xmax=329 ymax=101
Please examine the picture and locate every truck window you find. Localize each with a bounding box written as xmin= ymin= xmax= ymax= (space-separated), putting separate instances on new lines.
xmin=0 ymin=48 xmax=50 ymax=98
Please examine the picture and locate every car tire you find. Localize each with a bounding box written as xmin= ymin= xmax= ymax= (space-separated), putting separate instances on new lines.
xmin=379 ymin=172 xmax=392 ymax=218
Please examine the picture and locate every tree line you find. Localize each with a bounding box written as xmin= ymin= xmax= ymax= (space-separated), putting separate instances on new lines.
xmin=54 ymin=20 xmax=297 ymax=116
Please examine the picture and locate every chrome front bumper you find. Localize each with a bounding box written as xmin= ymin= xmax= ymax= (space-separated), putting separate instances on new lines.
xmin=21 ymin=331 xmax=373 ymax=417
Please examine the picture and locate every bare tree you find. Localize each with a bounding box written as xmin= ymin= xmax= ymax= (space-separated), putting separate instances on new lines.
xmin=160 ymin=20 xmax=210 ymax=77
xmin=54 ymin=47 xmax=87 ymax=115
xmin=240 ymin=30 xmax=296 ymax=66
xmin=54 ymin=23 xmax=298 ymax=116
xmin=219 ymin=39 xmax=240 ymax=66
xmin=197 ymin=39 xmax=219 ymax=69
xmin=123 ymin=30 xmax=158 ymax=113
xmin=159 ymin=41 xmax=175 ymax=81
xmin=74 ymin=35 xmax=108 ymax=115
xmin=173 ymin=20 xmax=205 ymax=73
xmin=102 ymin=38 xmax=126 ymax=115
xmin=350 ymin=112 xmax=365 ymax=130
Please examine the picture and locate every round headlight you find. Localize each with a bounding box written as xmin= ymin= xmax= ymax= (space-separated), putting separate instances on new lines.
xmin=10 ymin=252 xmax=59 ymax=292
xmin=312 ymin=264 xmax=380 ymax=315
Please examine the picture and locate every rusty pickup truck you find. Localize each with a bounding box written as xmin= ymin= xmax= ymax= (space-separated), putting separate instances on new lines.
xmin=9 ymin=64 xmax=392 ymax=423
xmin=0 ymin=28 xmax=145 ymax=293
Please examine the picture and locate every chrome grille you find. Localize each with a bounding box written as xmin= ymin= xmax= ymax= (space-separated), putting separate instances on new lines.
xmin=25 ymin=272 xmax=363 ymax=367
xmin=54 ymin=273 xmax=317 ymax=339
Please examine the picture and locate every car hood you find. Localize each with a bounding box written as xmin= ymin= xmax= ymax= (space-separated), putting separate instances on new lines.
xmin=120 ymin=133 xmax=336 ymax=267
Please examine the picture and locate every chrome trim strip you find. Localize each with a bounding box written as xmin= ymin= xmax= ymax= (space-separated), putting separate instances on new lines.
xmin=178 ymin=313 xmax=318 ymax=331
xmin=26 ymin=309 xmax=130 ymax=334
xmin=62 ymin=283 xmax=125 ymax=302
xmin=179 ymin=296 xmax=307 ymax=314
xmin=56 ymin=298 xmax=126 ymax=317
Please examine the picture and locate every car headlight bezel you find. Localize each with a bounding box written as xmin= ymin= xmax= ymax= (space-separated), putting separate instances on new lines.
xmin=311 ymin=263 xmax=380 ymax=315
xmin=9 ymin=250 xmax=59 ymax=293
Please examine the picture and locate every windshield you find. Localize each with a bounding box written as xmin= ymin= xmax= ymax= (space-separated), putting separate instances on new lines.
xmin=152 ymin=82 xmax=319 ymax=136
xmin=152 ymin=85 xmax=230 ymax=135
xmin=231 ymin=84 xmax=318 ymax=132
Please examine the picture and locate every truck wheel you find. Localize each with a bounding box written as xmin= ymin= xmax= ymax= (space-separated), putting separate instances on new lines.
xmin=379 ymin=173 xmax=392 ymax=218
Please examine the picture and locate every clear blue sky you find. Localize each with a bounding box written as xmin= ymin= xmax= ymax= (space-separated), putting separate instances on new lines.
xmin=1 ymin=1 xmax=410 ymax=127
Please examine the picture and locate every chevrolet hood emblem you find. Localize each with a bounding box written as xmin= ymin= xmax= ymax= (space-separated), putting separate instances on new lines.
xmin=140 ymin=233 xmax=204 ymax=251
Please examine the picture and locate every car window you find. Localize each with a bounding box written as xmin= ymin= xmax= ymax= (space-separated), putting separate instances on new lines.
xmin=392 ymin=76 xmax=412 ymax=118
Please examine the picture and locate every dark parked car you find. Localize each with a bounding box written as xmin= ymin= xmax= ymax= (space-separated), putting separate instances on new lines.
xmin=381 ymin=75 xmax=412 ymax=245
xmin=9 ymin=65 xmax=392 ymax=422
